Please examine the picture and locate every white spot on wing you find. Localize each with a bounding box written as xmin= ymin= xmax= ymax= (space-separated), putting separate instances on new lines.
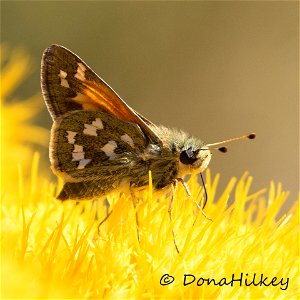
xmin=72 ymin=143 xmax=85 ymax=161
xmin=66 ymin=131 xmax=77 ymax=144
xmin=59 ymin=70 xmax=69 ymax=88
xmin=101 ymin=141 xmax=117 ymax=160
xmin=121 ymin=134 xmax=134 ymax=147
xmin=73 ymin=92 xmax=89 ymax=103
xmin=83 ymin=118 xmax=104 ymax=136
xmin=60 ymin=70 xmax=67 ymax=77
xmin=73 ymin=144 xmax=83 ymax=152
xmin=83 ymin=124 xmax=97 ymax=136
xmin=72 ymin=153 xmax=84 ymax=161
xmin=77 ymin=159 xmax=92 ymax=169
xmin=92 ymin=118 xmax=103 ymax=129
xmin=75 ymin=62 xmax=86 ymax=81
xmin=72 ymin=92 xmax=100 ymax=110
xmin=69 ymin=143 xmax=92 ymax=169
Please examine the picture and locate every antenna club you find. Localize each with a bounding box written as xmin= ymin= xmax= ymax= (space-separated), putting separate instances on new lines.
xmin=218 ymin=147 xmax=227 ymax=153
xmin=248 ymin=133 xmax=256 ymax=139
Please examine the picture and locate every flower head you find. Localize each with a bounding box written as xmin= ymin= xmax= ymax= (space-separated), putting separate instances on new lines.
xmin=1 ymin=46 xmax=299 ymax=299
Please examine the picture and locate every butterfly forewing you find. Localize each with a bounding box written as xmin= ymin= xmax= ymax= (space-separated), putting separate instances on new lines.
xmin=41 ymin=45 xmax=161 ymax=145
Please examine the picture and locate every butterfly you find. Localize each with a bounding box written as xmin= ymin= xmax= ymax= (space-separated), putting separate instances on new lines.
xmin=41 ymin=45 xmax=255 ymax=252
xmin=41 ymin=45 xmax=227 ymax=200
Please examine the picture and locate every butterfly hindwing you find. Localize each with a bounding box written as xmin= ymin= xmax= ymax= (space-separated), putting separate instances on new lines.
xmin=51 ymin=110 xmax=148 ymax=180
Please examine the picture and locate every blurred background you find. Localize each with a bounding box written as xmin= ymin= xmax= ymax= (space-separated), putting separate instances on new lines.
xmin=2 ymin=2 xmax=298 ymax=210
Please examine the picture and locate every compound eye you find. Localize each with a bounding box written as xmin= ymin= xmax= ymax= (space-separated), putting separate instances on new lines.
xmin=179 ymin=147 xmax=198 ymax=165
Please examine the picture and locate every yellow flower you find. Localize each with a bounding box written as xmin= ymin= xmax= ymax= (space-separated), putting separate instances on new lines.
xmin=1 ymin=46 xmax=299 ymax=299
xmin=1 ymin=45 xmax=49 ymax=193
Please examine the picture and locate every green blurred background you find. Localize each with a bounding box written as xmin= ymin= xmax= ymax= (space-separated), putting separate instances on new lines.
xmin=2 ymin=1 xmax=298 ymax=209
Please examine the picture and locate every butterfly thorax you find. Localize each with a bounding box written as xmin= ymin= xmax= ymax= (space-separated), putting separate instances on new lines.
xmin=138 ymin=125 xmax=212 ymax=188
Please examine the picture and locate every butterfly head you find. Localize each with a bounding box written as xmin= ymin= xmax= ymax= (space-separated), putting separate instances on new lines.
xmin=178 ymin=143 xmax=212 ymax=177
xmin=179 ymin=139 xmax=211 ymax=175
xmin=157 ymin=127 xmax=212 ymax=177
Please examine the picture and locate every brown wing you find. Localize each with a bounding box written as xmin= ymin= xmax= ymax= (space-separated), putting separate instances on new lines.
xmin=41 ymin=44 xmax=161 ymax=145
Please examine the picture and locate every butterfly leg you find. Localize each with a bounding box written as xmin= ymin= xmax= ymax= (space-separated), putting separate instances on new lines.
xmin=103 ymin=198 xmax=111 ymax=219
xmin=175 ymin=178 xmax=191 ymax=197
xmin=169 ymin=180 xmax=180 ymax=254
xmin=193 ymin=173 xmax=212 ymax=224
xmin=97 ymin=198 xmax=113 ymax=233
xmin=193 ymin=200 xmax=212 ymax=223
xmin=176 ymin=177 xmax=212 ymax=223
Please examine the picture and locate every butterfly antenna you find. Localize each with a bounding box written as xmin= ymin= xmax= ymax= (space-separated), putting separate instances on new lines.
xmin=206 ymin=133 xmax=256 ymax=153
